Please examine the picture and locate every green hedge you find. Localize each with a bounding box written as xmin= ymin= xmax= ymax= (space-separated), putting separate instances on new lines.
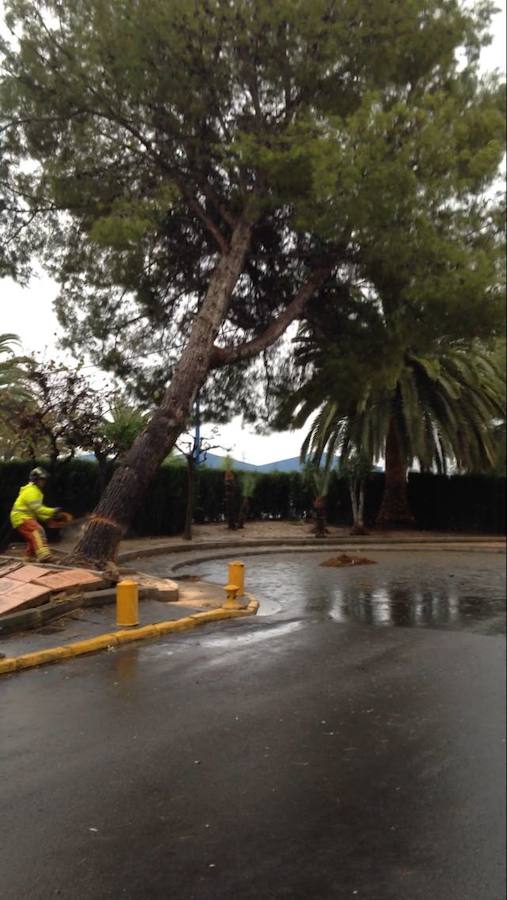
xmin=193 ymin=468 xmax=228 ymax=524
xmin=0 ymin=458 xmax=103 ymax=519
xmin=405 ymin=472 xmax=506 ymax=533
xmin=0 ymin=460 xmax=504 ymax=540
xmin=326 ymin=471 xmax=506 ymax=533
xmin=247 ymin=471 xmax=313 ymax=519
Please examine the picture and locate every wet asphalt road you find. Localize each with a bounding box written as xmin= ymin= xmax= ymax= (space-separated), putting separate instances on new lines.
xmin=0 ymin=551 xmax=505 ymax=900
xmin=172 ymin=550 xmax=507 ymax=634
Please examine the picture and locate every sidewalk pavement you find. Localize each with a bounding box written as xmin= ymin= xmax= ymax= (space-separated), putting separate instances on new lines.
xmin=0 ymin=577 xmax=257 ymax=673
xmin=5 ymin=522 xmax=504 ymax=562
xmin=0 ymin=595 xmax=201 ymax=658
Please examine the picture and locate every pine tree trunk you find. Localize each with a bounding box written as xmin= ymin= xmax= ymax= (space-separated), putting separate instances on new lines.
xmin=376 ymin=414 xmax=415 ymax=529
xmin=183 ymin=456 xmax=195 ymax=541
xmin=72 ymin=221 xmax=252 ymax=565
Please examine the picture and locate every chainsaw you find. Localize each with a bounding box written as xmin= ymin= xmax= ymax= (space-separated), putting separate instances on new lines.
xmin=46 ymin=511 xmax=82 ymax=529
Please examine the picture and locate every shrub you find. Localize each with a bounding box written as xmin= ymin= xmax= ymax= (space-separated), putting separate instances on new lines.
xmin=0 ymin=460 xmax=504 ymax=537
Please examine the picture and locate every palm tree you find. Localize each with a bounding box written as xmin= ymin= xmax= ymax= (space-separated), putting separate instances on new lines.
xmin=238 ymin=473 xmax=256 ymax=529
xmin=340 ymin=453 xmax=372 ymax=534
xmin=0 ymin=333 xmax=25 ymax=395
xmin=303 ymin=463 xmax=332 ymax=536
xmin=93 ymin=400 xmax=149 ymax=492
xmin=0 ymin=334 xmax=32 ymax=457
xmin=284 ymin=343 xmax=506 ymax=529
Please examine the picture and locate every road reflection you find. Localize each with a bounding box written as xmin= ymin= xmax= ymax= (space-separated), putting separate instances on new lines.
xmin=154 ymin=551 xmax=506 ymax=635
xmin=329 ymin=581 xmax=503 ymax=630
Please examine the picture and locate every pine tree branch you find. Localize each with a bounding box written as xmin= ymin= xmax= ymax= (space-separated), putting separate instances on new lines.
xmin=183 ymin=191 xmax=229 ymax=254
xmin=210 ymin=266 xmax=332 ymax=368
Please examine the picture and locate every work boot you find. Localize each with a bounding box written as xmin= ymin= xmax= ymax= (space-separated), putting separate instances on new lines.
xmin=36 ymin=551 xmax=53 ymax=563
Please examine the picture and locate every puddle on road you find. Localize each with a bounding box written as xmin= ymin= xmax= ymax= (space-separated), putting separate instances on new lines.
xmin=173 ymin=551 xmax=506 ymax=635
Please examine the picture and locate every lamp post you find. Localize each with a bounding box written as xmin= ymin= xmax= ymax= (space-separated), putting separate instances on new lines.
xmin=182 ymin=394 xmax=209 ymax=540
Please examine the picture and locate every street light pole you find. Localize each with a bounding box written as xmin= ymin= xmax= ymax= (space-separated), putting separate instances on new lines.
xmin=194 ymin=394 xmax=202 ymax=466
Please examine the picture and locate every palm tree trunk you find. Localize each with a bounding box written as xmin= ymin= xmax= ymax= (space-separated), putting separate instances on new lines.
xmin=72 ymin=220 xmax=252 ymax=565
xmin=313 ymin=496 xmax=327 ymax=537
xmin=359 ymin=482 xmax=365 ymax=527
xmin=376 ymin=414 xmax=415 ymax=529
xmin=349 ymin=480 xmax=359 ymax=527
xmin=350 ymin=478 xmax=368 ymax=535
xmin=238 ymin=496 xmax=250 ymax=529
xmin=224 ymin=471 xmax=237 ymax=530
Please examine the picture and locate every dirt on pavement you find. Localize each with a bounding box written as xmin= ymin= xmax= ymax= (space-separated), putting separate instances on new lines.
xmin=4 ymin=518 xmax=505 ymax=562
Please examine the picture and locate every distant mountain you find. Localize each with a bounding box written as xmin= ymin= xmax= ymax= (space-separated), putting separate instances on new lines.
xmin=257 ymin=457 xmax=303 ymax=472
xmin=201 ymin=453 xmax=382 ymax=473
xmin=198 ymin=452 xmax=260 ymax=472
xmin=201 ymin=453 xmax=305 ymax=472
xmin=77 ymin=450 xmax=381 ymax=473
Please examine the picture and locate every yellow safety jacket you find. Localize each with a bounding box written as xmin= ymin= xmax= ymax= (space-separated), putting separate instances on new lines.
xmin=10 ymin=483 xmax=56 ymax=529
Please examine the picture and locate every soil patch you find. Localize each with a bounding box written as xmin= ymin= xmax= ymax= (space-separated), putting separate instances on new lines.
xmin=320 ymin=553 xmax=377 ymax=568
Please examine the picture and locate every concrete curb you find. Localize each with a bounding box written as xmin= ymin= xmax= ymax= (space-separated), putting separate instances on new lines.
xmin=0 ymin=585 xmax=174 ymax=637
xmin=0 ymin=595 xmax=259 ymax=676
xmin=166 ymin=542 xmax=506 ymax=574
xmin=118 ymin=535 xmax=505 ymax=567
xmin=122 ymin=541 xmax=505 ymax=580
xmin=0 ymin=592 xmax=86 ymax=636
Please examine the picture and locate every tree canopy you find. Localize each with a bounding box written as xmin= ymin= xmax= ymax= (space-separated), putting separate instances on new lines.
xmin=0 ymin=357 xmax=104 ymax=466
xmin=1 ymin=0 xmax=504 ymax=384
xmin=1 ymin=0 xmax=505 ymax=559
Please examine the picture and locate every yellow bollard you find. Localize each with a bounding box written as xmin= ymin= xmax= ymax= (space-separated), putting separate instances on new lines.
xmin=223 ymin=583 xmax=241 ymax=610
xmin=228 ymin=561 xmax=245 ymax=596
xmin=116 ymin=580 xmax=139 ymax=627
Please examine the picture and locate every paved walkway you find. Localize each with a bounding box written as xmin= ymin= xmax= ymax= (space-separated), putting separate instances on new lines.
xmin=0 ymin=577 xmax=239 ymax=661
xmin=5 ymin=521 xmax=504 ymax=562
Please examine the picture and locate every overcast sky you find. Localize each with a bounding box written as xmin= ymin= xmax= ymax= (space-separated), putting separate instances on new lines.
xmin=1 ymin=2 xmax=505 ymax=464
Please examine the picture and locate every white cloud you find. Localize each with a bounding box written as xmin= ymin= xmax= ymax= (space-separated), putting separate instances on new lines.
xmin=205 ymin=417 xmax=307 ymax=466
xmin=1 ymin=271 xmax=61 ymax=357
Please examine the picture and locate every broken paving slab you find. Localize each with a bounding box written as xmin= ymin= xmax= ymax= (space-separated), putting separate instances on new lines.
xmin=0 ymin=581 xmax=51 ymax=616
xmin=0 ymin=563 xmax=179 ymax=634
xmin=0 ymin=562 xmax=22 ymax=579
xmin=33 ymin=568 xmax=107 ymax=593
xmin=134 ymin=573 xmax=179 ymax=602
xmin=0 ymin=578 xmax=18 ymax=594
xmin=9 ymin=564 xmax=52 ymax=583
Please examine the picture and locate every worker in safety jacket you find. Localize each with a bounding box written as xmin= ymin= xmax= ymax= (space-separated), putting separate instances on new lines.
xmin=10 ymin=467 xmax=61 ymax=562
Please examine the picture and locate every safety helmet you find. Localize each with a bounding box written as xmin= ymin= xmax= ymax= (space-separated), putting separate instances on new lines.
xmin=29 ymin=466 xmax=49 ymax=482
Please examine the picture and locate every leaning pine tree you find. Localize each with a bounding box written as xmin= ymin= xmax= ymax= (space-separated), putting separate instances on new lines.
xmin=1 ymin=0 xmax=504 ymax=562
